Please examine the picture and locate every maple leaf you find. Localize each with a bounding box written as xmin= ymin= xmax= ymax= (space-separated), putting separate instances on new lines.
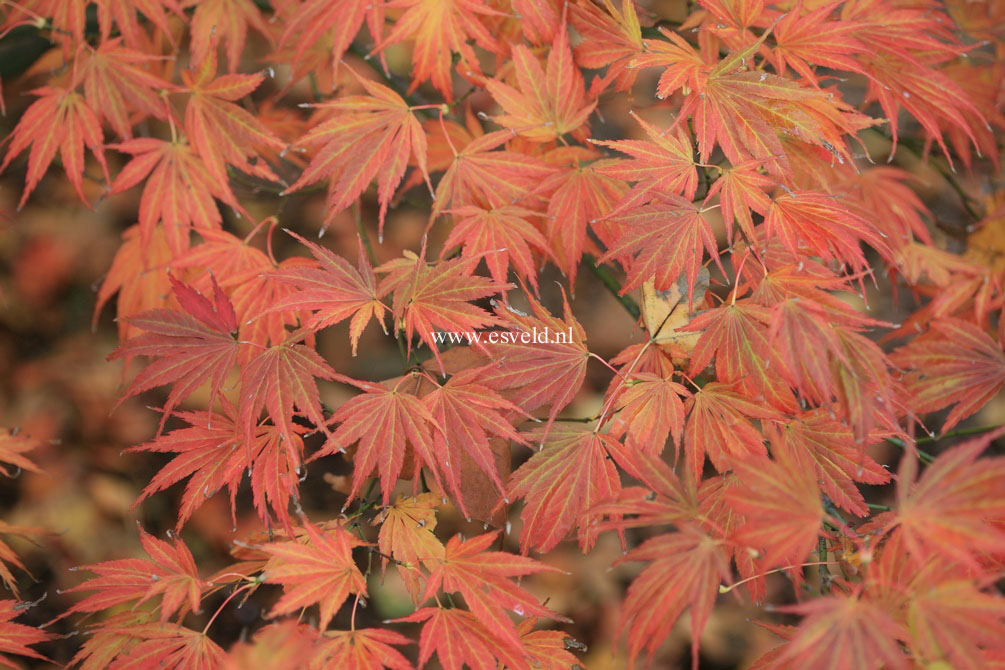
xmin=0 ymin=521 xmax=49 ymax=599
xmin=108 ymin=138 xmax=244 ymax=253
xmin=0 ymin=429 xmax=43 ymax=479
xmin=569 ymin=0 xmax=645 ymax=92
xmin=617 ymin=527 xmax=733 ymax=670
xmin=374 ymin=494 xmax=445 ymax=603
xmin=683 ymin=382 xmax=783 ymax=483
xmin=181 ymin=51 xmax=284 ymax=186
xmin=482 ymin=292 xmax=588 ymax=435
xmin=312 ymin=378 xmax=442 ymax=506
xmin=598 ymin=193 xmax=723 ymax=302
xmin=768 ymin=411 xmax=890 ymax=517
xmin=265 ymin=231 xmax=387 ymax=355
xmin=395 ymin=606 xmax=528 ymax=670
xmin=315 ymin=628 xmax=413 ymax=670
xmin=772 ymin=593 xmax=909 ymax=670
xmin=260 ymin=520 xmax=367 ymax=630
xmin=105 ymin=622 xmax=226 ymax=670
xmin=379 ymin=251 xmax=507 ymax=370
xmin=127 ymin=400 xmax=310 ymax=530
xmin=422 ymin=367 xmax=528 ymax=518
xmin=768 ymin=4 xmax=869 ymax=86
xmin=515 ymin=617 xmax=585 ymax=670
xmin=127 ymin=407 xmax=246 ymax=530
xmin=56 ymin=525 xmax=204 ymax=623
xmin=684 ymin=301 xmax=798 ymax=412
xmin=430 ymin=128 xmax=556 ymax=218
xmin=276 ymin=0 xmax=384 ymax=82
xmin=766 ymin=299 xmax=855 ymax=407
xmin=189 ymin=0 xmax=271 ymax=73
xmin=644 ymin=27 xmax=877 ymax=170
xmin=0 ymin=600 xmax=51 ymax=670
xmin=170 ymin=226 xmax=310 ymax=355
xmin=246 ymin=421 xmax=312 ymax=531
xmin=839 ymin=167 xmax=932 ymax=247
xmin=109 ymin=275 xmax=240 ymax=432
xmin=509 ymin=424 xmax=622 ymax=554
xmin=725 ymin=451 xmax=824 ymax=570
xmin=611 ymin=372 xmax=689 ymax=454
xmin=842 ymin=0 xmax=985 ymax=163
xmin=441 ymin=205 xmax=552 ymax=293
xmin=764 ymin=191 xmax=893 ymax=274
xmin=94 ymin=224 xmax=174 ymax=343
xmin=890 ymin=318 xmax=1005 ymax=433
xmin=587 ymin=448 xmax=696 ymax=534
xmin=421 ymin=531 xmax=566 ymax=656
xmin=704 ymin=159 xmax=774 ymax=244
xmin=93 ymin=0 xmax=182 ymax=49
xmin=375 ymin=0 xmax=500 ymax=101
xmin=485 ymin=20 xmax=597 ymax=142
xmin=283 ymin=76 xmax=431 ymax=235
xmin=883 ymin=428 xmax=1005 ymax=568
xmin=591 ymin=113 xmax=699 ymax=216
xmin=534 ymin=146 xmax=628 ymax=284
xmin=906 ymin=578 xmax=1005 ymax=670
xmin=638 ymin=269 xmax=710 ymax=356
xmin=222 ymin=620 xmax=318 ymax=670
xmin=238 ymin=341 xmax=344 ymax=448
xmin=0 ymin=86 xmax=108 ymax=209
xmin=73 ymin=40 xmax=175 ymax=140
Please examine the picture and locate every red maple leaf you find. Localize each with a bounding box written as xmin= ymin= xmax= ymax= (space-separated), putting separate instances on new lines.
xmin=109 ymin=275 xmax=240 ymax=432
xmin=508 ymin=424 xmax=622 ymax=553
xmin=599 ymin=194 xmax=723 ymax=302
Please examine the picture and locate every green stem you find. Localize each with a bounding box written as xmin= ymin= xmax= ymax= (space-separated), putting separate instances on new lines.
xmin=917 ymin=424 xmax=1004 ymax=444
xmin=818 ymin=537 xmax=831 ymax=594
xmin=585 ymin=254 xmax=640 ymax=320
xmin=884 ymin=437 xmax=936 ymax=464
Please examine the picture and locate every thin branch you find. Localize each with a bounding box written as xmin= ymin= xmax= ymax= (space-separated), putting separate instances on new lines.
xmin=584 ymin=253 xmax=640 ymax=320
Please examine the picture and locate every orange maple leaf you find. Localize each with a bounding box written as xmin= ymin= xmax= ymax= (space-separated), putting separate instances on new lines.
xmin=260 ymin=520 xmax=367 ymax=630
xmin=421 ymin=531 xmax=567 ymax=658
xmin=56 ymin=525 xmax=205 ymax=623
xmin=891 ymin=318 xmax=1005 ymax=433
xmin=0 ymin=86 xmax=108 ymax=209
xmin=282 ymin=76 xmax=432 ymax=236
xmin=485 ymin=20 xmax=596 ymax=142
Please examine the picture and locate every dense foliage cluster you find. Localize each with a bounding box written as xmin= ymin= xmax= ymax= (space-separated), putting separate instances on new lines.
xmin=0 ymin=0 xmax=1003 ymax=668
